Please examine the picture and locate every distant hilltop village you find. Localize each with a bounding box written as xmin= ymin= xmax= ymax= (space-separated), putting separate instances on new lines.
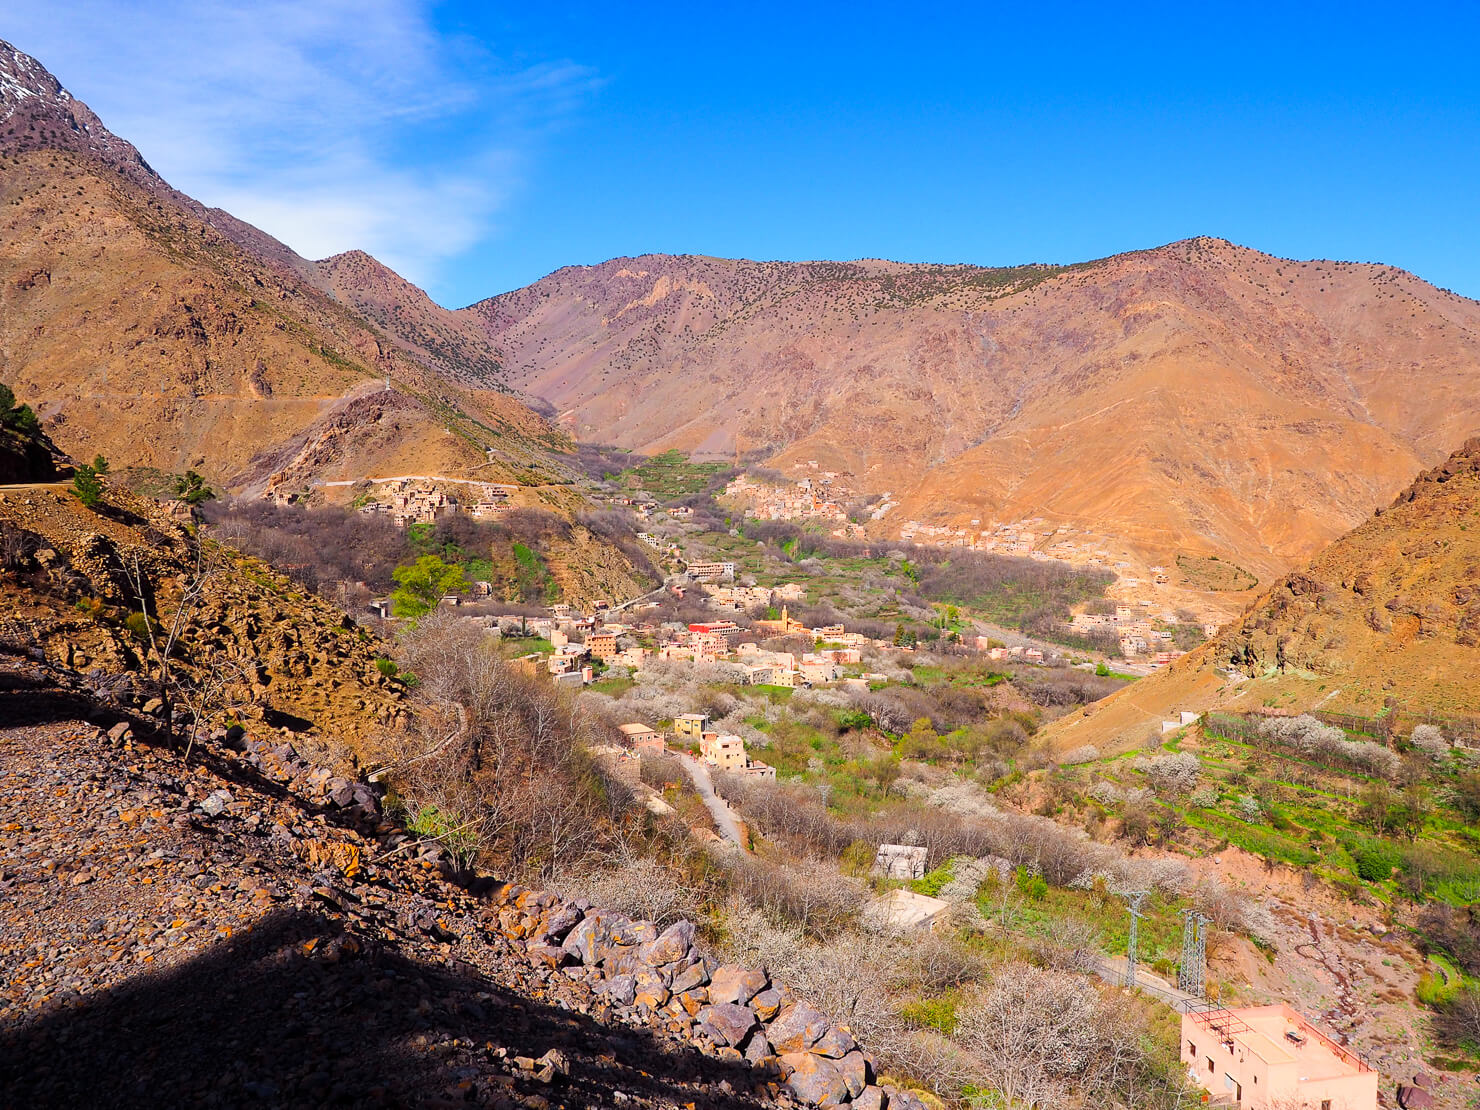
xmin=348 ymin=479 xmax=521 ymax=528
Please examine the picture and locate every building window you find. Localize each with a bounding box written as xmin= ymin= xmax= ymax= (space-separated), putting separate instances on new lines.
xmin=1321 ymin=1103 xmax=1331 ymax=1110
xmin=1206 ymin=1058 xmax=1214 ymax=1073
xmin=1188 ymin=1041 xmax=1197 ymax=1057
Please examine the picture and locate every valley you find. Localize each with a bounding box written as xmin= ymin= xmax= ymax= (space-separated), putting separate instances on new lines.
xmin=3 ymin=28 xmax=1480 ymax=1110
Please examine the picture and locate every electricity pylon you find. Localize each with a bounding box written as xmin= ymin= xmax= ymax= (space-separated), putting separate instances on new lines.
xmin=1123 ymin=891 xmax=1149 ymax=988
xmin=1179 ymin=909 xmax=1210 ymax=996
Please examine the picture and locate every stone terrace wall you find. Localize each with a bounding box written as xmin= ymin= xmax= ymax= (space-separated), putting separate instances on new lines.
xmin=482 ymin=883 xmax=926 ymax=1110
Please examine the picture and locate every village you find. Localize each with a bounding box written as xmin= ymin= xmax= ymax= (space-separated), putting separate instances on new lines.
xmin=722 ymin=466 xmax=1236 ymax=654
xmin=351 ymin=477 xmax=522 ymax=527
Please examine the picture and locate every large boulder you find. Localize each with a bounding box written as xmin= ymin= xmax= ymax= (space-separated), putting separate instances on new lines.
xmin=811 ymin=1024 xmax=857 ymax=1058
xmin=767 ymin=1003 xmax=830 ymax=1053
xmin=709 ymin=964 xmax=769 ymax=1006
xmin=743 ymin=1030 xmax=774 ymax=1066
xmin=697 ymin=1003 xmax=757 ymax=1046
xmin=540 ymin=901 xmax=586 ymax=942
xmin=602 ymin=973 xmax=637 ymax=1007
xmin=671 ymin=959 xmax=710 ymax=994
xmin=633 ymin=968 xmax=671 ymax=1009
xmin=751 ymin=986 xmax=787 ymax=1021
xmin=639 ymin=920 xmax=696 ymax=966
xmin=779 ymin=1052 xmax=849 ymax=1108
xmin=836 ymin=1050 xmax=870 ymax=1098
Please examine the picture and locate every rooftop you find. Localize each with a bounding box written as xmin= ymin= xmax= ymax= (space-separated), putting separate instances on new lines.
xmin=1190 ymin=1004 xmax=1372 ymax=1080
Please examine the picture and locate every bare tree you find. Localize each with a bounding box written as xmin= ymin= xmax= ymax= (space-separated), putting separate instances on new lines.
xmin=377 ymin=612 xmax=629 ymax=878
xmin=956 ymin=964 xmax=1143 ymax=1109
xmin=117 ymin=543 xmax=228 ymax=755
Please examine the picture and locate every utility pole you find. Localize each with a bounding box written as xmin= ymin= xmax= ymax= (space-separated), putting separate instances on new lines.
xmin=1179 ymin=909 xmax=1210 ymax=996
xmin=1123 ymin=891 xmax=1149 ymax=989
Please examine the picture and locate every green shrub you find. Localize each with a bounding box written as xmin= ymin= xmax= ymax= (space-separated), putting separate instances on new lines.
xmin=405 ymin=803 xmax=477 ymax=867
xmin=391 ymin=554 xmax=467 ymax=620
xmin=1352 ymin=842 xmax=1398 ymax=882
xmin=839 ymin=839 xmax=875 ymax=876
xmin=900 ymin=995 xmax=958 ymax=1034
xmin=1417 ymin=971 xmax=1459 ymax=1008
xmin=123 ymin=611 xmax=151 ymax=640
xmin=374 ymin=656 xmax=399 ymax=678
xmin=172 ymin=469 xmax=216 ymax=506
xmin=70 ymin=455 xmax=110 ymax=510
xmin=911 ymin=861 xmax=955 ymax=897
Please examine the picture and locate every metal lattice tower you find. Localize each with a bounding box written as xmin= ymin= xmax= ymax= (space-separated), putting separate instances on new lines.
xmin=1178 ymin=910 xmax=1210 ymax=996
xmin=1122 ymin=891 xmax=1149 ymax=988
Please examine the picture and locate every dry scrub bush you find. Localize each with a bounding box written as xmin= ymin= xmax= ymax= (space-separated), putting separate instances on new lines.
xmin=719 ymin=852 xmax=865 ymax=939
xmin=555 ymin=852 xmax=700 ymax=927
xmin=1028 ymin=917 xmax=1101 ymax=973
xmin=382 ymin=613 xmax=635 ymax=878
xmin=718 ymin=774 xmax=1197 ymax=896
xmin=956 ymin=964 xmax=1170 ymax=1109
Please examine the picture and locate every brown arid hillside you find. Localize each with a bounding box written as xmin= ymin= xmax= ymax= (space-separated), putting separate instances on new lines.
xmin=1041 ymin=439 xmax=1480 ymax=755
xmin=0 ymin=483 xmax=406 ymax=752
xmin=0 ymin=40 xmax=564 ymax=500
xmin=472 ymin=242 xmax=1480 ymax=584
xmin=316 ymin=249 xmax=506 ymax=385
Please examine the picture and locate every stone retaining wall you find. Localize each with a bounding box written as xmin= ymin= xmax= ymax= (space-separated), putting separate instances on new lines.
xmin=483 ymin=881 xmax=928 ymax=1110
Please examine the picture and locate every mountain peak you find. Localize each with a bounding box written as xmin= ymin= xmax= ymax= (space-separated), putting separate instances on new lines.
xmin=0 ymin=39 xmax=157 ymax=183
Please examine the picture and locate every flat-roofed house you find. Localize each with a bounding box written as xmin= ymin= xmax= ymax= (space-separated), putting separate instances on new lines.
xmin=587 ymin=632 xmax=619 ymax=661
xmin=862 ymin=888 xmax=951 ymax=933
xmin=618 ymin=722 xmax=666 ymax=756
xmin=674 ymin=713 xmax=710 ymax=740
xmin=1181 ymin=1004 xmax=1377 ymax=1110
xmin=733 ymin=760 xmax=776 ymax=781
xmin=700 ymin=731 xmax=748 ymax=772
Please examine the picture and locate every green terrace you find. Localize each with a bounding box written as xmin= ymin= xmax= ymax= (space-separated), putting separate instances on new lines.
xmin=1053 ymin=714 xmax=1480 ymax=906
xmin=620 ymin=450 xmax=733 ymax=502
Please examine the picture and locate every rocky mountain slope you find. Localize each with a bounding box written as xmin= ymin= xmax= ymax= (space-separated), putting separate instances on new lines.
xmin=0 ymin=40 xmax=560 ymax=497
xmin=472 ymin=243 xmax=1480 ymax=581
xmin=0 ymin=483 xmax=407 ymax=750
xmin=1042 ymin=439 xmax=1480 ymax=753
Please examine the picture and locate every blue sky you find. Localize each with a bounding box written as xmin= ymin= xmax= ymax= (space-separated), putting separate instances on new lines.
xmin=7 ymin=2 xmax=1480 ymax=307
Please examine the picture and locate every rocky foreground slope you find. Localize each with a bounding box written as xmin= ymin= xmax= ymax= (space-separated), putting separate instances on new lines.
xmin=1043 ymin=438 xmax=1480 ymax=753
xmin=0 ymin=651 xmax=913 ymax=1110
xmin=0 ymin=484 xmax=406 ymax=750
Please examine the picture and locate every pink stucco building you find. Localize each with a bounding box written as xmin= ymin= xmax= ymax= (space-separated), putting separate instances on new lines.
xmin=1181 ymin=1005 xmax=1377 ymax=1109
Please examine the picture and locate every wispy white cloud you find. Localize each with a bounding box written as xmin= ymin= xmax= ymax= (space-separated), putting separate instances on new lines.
xmin=4 ymin=0 xmax=597 ymax=295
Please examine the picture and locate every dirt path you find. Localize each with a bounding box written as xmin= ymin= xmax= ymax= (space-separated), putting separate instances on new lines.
xmin=674 ymin=753 xmax=746 ymax=849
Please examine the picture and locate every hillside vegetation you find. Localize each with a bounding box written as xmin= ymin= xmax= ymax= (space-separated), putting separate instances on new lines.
xmin=1044 ymin=437 xmax=1480 ymax=757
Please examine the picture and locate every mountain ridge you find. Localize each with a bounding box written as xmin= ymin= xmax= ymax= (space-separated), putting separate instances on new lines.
xmin=1042 ymin=435 xmax=1480 ymax=754
xmin=468 ymin=238 xmax=1480 ymax=587
xmin=0 ymin=38 xmax=556 ymax=496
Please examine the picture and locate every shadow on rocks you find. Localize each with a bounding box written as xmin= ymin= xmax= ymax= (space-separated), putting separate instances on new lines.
xmin=0 ymin=908 xmax=770 ymax=1109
